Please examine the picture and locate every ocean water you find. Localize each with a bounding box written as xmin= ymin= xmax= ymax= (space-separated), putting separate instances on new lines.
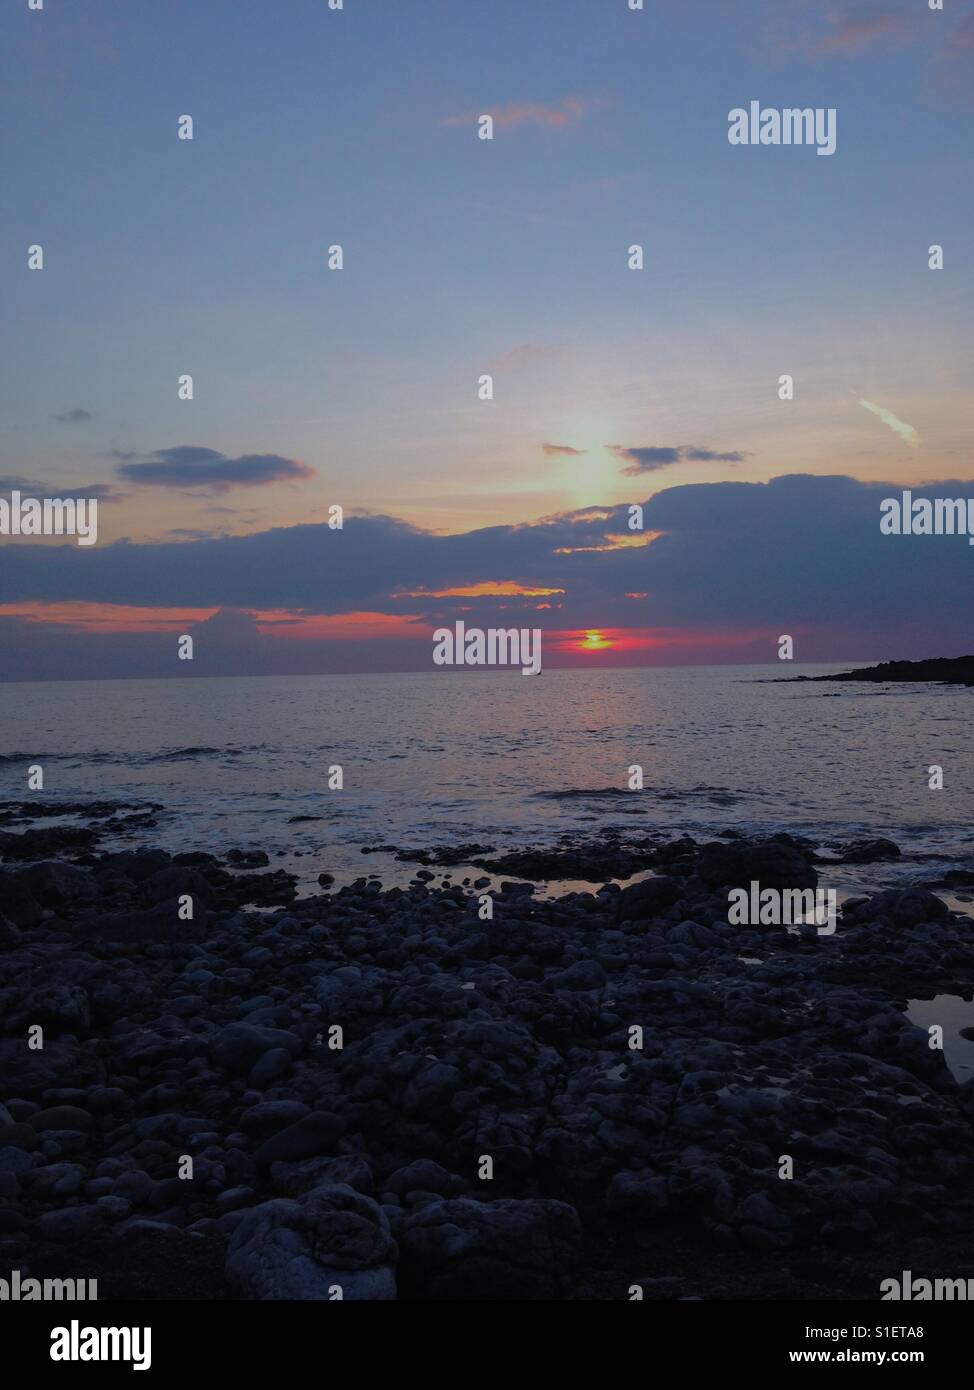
xmin=1 ymin=664 xmax=972 ymax=899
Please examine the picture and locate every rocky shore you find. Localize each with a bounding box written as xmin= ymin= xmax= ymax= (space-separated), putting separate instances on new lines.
xmin=791 ymin=654 xmax=974 ymax=686
xmin=2 ymin=804 xmax=973 ymax=1300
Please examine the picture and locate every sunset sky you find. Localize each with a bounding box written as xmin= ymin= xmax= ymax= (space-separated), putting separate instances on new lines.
xmin=2 ymin=0 xmax=973 ymax=678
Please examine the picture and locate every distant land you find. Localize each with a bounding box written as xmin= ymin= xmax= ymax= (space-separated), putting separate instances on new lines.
xmin=793 ymin=656 xmax=974 ymax=686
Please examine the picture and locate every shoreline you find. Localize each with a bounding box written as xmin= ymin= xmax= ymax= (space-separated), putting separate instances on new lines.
xmin=2 ymin=812 xmax=973 ymax=1299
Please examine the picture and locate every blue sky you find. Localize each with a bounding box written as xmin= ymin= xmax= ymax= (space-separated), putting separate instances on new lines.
xmin=1 ymin=0 xmax=972 ymax=674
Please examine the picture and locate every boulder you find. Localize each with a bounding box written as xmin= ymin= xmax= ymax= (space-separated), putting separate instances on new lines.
xmin=225 ymin=1184 xmax=396 ymax=1299
xmin=697 ymin=836 xmax=817 ymax=891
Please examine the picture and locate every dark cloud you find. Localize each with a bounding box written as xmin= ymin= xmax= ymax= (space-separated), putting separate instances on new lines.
xmin=52 ymin=408 xmax=94 ymax=424
xmin=3 ymin=475 xmax=973 ymax=677
xmin=610 ymin=444 xmax=749 ymax=473
xmin=542 ymin=444 xmax=588 ymax=457
xmin=0 ymin=476 xmax=126 ymax=503
xmin=115 ymin=446 xmax=315 ymax=493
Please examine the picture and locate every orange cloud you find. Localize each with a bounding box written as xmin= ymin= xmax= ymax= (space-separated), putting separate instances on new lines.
xmin=553 ymin=533 xmax=660 ymax=555
xmin=0 ymin=602 xmax=423 ymax=642
xmin=398 ymin=581 xmax=564 ymax=598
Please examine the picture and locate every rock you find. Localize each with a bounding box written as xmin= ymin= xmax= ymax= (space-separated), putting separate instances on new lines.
xmin=225 ymin=1184 xmax=396 ymax=1299
xmin=548 ymin=959 xmax=606 ymax=992
xmin=616 ymin=876 xmax=682 ymax=922
xmin=0 ymin=1040 xmax=101 ymax=1097
xmin=0 ymin=914 xmax=22 ymax=949
xmin=216 ymin=1187 xmax=255 ymax=1212
xmin=141 ymin=867 xmax=214 ymax=907
xmin=697 ymin=836 xmax=817 ymax=891
xmin=269 ymin=1156 xmax=374 ymax=1198
xmin=605 ymin=1169 xmax=670 ymax=1217
xmin=734 ymin=1191 xmax=791 ymax=1231
xmin=36 ymin=1205 xmax=104 ymax=1242
xmin=226 ymin=849 xmax=270 ymax=867
xmin=832 ymin=838 xmax=901 ymax=864
xmin=0 ymin=1123 xmax=41 ymax=1152
xmin=21 ymin=861 xmax=98 ymax=904
xmin=0 ymin=870 xmax=41 ymax=927
xmin=211 ymin=1023 xmax=301 ymax=1075
xmin=0 ymin=984 xmax=91 ymax=1036
xmin=384 ymin=1160 xmax=466 ymax=1199
xmin=249 ymin=1047 xmax=293 ymax=1087
xmin=81 ymin=902 xmax=205 ymax=945
xmin=0 ymin=1148 xmax=33 ymax=1181
xmin=29 ymin=1105 xmax=94 ymax=1134
xmin=98 ymin=849 xmax=171 ymax=882
xmin=240 ymin=1101 xmax=310 ymax=1137
xmin=254 ymin=1112 xmax=345 ymax=1167
xmin=399 ymin=1198 xmax=582 ymax=1299
xmin=843 ymin=888 xmax=949 ymax=928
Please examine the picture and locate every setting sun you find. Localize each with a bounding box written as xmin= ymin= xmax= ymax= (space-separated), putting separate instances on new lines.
xmin=580 ymin=629 xmax=612 ymax=651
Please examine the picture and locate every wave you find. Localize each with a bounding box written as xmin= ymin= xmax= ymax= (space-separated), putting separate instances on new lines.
xmin=536 ymin=785 xmax=742 ymax=805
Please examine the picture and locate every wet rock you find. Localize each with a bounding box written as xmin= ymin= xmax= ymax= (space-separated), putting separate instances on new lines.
xmin=831 ymin=838 xmax=901 ymax=864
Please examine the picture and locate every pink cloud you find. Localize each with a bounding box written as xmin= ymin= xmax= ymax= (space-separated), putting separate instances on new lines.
xmin=441 ymin=97 xmax=594 ymax=130
xmin=770 ymin=4 xmax=922 ymax=59
xmin=542 ymin=444 xmax=588 ymax=457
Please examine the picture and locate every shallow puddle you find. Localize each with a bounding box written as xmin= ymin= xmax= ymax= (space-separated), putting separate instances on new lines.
xmin=905 ymin=994 xmax=974 ymax=1082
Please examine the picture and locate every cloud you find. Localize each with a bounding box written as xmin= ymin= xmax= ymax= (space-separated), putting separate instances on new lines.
xmin=858 ymin=398 xmax=920 ymax=448
xmin=114 ymin=446 xmax=315 ymax=493
xmin=52 ymin=408 xmax=94 ymax=424
xmin=814 ymin=6 xmax=919 ymax=54
xmin=3 ymin=473 xmax=974 ymax=676
xmin=0 ymin=476 xmax=126 ymax=503
xmin=770 ymin=4 xmax=922 ymax=58
xmin=610 ymin=444 xmax=750 ymax=474
xmin=542 ymin=444 xmax=588 ymax=457
xmin=441 ymin=98 xmax=596 ymax=130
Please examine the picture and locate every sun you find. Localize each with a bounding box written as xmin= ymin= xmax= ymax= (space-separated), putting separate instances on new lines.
xmin=579 ymin=629 xmax=612 ymax=651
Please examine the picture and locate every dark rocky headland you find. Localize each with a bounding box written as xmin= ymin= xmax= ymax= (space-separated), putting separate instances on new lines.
xmin=2 ymin=804 xmax=973 ymax=1300
xmin=791 ymin=655 xmax=974 ymax=685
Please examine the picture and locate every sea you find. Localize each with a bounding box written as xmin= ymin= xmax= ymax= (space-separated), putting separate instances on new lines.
xmin=1 ymin=663 xmax=971 ymax=907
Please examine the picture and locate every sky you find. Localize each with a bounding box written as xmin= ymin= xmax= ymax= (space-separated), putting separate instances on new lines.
xmin=1 ymin=0 xmax=973 ymax=678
